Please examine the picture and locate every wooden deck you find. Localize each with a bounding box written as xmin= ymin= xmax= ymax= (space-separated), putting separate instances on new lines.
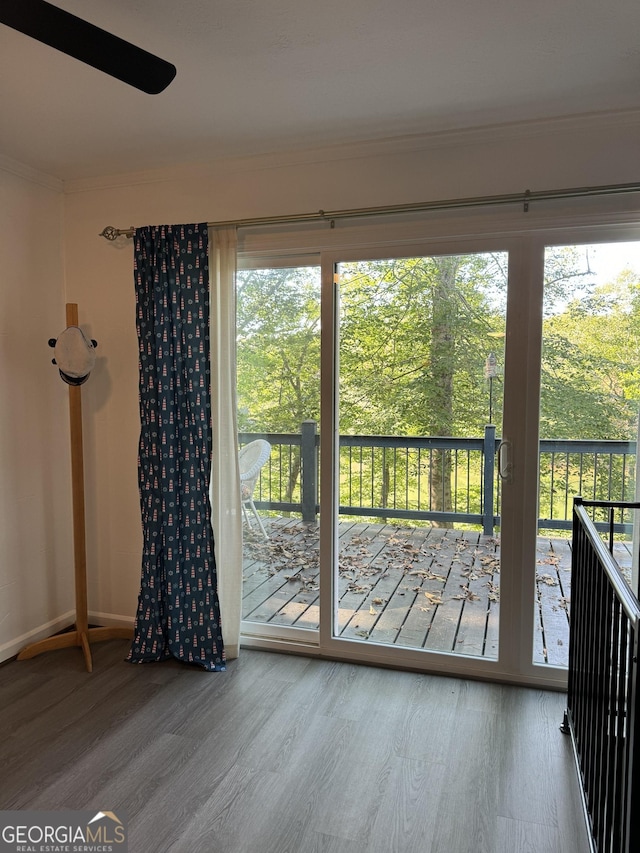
xmin=242 ymin=517 xmax=633 ymax=666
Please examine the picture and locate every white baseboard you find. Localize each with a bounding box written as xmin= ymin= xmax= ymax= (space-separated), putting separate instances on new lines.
xmin=0 ymin=611 xmax=135 ymax=664
xmin=88 ymin=611 xmax=135 ymax=629
xmin=0 ymin=611 xmax=76 ymax=663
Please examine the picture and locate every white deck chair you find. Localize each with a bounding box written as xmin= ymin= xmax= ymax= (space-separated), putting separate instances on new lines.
xmin=238 ymin=439 xmax=272 ymax=539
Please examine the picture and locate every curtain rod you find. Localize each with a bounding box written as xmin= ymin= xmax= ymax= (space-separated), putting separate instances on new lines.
xmin=99 ymin=181 xmax=640 ymax=241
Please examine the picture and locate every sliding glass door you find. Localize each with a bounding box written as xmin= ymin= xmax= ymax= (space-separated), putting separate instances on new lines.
xmin=534 ymin=240 xmax=640 ymax=669
xmin=322 ymin=246 xmax=511 ymax=670
xmin=237 ymin=227 xmax=640 ymax=686
xmin=237 ymin=263 xmax=322 ymax=643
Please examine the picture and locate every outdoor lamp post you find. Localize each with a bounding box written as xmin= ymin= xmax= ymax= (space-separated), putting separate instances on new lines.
xmin=485 ymin=352 xmax=498 ymax=424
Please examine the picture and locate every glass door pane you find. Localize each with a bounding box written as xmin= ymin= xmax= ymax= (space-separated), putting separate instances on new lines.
xmin=536 ymin=241 xmax=640 ymax=667
xmin=236 ymin=264 xmax=321 ymax=639
xmin=334 ymin=252 xmax=508 ymax=660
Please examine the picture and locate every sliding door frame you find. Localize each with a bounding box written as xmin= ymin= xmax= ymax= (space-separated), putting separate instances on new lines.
xmin=239 ymin=207 xmax=640 ymax=689
xmin=318 ymin=236 xmax=544 ymax=685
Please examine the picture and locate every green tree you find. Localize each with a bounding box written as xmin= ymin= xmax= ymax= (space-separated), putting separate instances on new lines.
xmin=237 ymin=266 xmax=321 ymax=505
xmin=338 ymin=253 xmax=509 ymax=519
xmin=540 ymin=269 xmax=640 ymax=440
xmin=236 ymin=246 xmax=615 ymax=526
xmin=338 ymin=253 xmax=508 ymax=439
xmin=237 ymin=266 xmax=321 ymax=432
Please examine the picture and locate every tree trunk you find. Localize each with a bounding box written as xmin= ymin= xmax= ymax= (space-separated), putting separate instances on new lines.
xmin=284 ymin=455 xmax=301 ymax=518
xmin=379 ymin=457 xmax=391 ymax=524
xmin=429 ymin=258 xmax=457 ymax=527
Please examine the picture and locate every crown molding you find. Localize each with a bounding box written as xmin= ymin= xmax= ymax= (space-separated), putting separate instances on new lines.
xmin=64 ymin=107 xmax=640 ymax=195
xmin=0 ymin=152 xmax=63 ymax=191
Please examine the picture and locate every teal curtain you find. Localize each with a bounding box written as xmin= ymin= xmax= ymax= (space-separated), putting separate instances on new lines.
xmin=127 ymin=223 xmax=225 ymax=671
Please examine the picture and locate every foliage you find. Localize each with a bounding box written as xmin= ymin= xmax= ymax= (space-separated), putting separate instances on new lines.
xmin=237 ymin=245 xmax=640 ymax=522
xmin=337 ymin=253 xmax=508 ymax=438
xmin=541 ymin=267 xmax=640 ymax=440
xmin=237 ymin=266 xmax=321 ymax=432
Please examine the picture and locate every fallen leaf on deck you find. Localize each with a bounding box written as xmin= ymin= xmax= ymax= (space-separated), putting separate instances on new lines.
xmin=453 ymin=586 xmax=480 ymax=601
xmin=486 ymin=581 xmax=500 ymax=602
xmin=424 ymin=592 xmax=443 ymax=604
xmin=461 ymin=569 xmax=479 ymax=581
xmin=409 ymin=569 xmax=446 ymax=581
xmin=347 ymin=582 xmax=372 ymax=593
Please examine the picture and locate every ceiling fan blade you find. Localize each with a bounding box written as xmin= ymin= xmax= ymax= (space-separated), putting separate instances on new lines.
xmin=0 ymin=0 xmax=176 ymax=94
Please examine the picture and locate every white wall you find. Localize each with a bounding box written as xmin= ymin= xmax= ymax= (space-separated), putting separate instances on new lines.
xmin=0 ymin=158 xmax=73 ymax=661
xmin=62 ymin=112 xmax=640 ymax=627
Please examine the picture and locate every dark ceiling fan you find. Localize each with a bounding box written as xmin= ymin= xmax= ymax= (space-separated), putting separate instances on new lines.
xmin=0 ymin=0 xmax=176 ymax=94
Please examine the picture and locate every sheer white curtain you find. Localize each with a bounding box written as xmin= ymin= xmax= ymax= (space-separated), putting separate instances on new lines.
xmin=209 ymin=226 xmax=242 ymax=659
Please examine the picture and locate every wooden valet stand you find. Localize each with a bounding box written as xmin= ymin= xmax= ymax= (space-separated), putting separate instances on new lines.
xmin=18 ymin=303 xmax=132 ymax=672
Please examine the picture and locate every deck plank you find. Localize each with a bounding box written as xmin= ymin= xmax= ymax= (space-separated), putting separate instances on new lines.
xmin=535 ymin=539 xmax=570 ymax=667
xmin=367 ymin=527 xmax=435 ymax=645
xmin=242 ymin=520 xmax=320 ymax=622
xmin=240 ymin=517 xmax=638 ymax=664
xmin=421 ymin=532 xmax=474 ymax=653
xmin=340 ymin=526 xmax=422 ymax=641
xmin=336 ymin=523 xmax=394 ymax=633
xmin=393 ymin=529 xmax=452 ymax=648
xmin=454 ymin=532 xmax=498 ymax=658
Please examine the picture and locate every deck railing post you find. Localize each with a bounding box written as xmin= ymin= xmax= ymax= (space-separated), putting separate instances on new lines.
xmin=483 ymin=425 xmax=496 ymax=535
xmin=301 ymin=420 xmax=318 ymax=522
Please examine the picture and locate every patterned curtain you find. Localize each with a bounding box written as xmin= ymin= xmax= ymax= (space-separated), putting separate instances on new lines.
xmin=127 ymin=223 xmax=225 ymax=671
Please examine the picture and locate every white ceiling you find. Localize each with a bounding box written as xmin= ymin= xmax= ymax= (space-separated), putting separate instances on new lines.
xmin=1 ymin=0 xmax=640 ymax=182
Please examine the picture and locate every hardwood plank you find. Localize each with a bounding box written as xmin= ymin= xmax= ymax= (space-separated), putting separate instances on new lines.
xmin=242 ymin=563 xmax=312 ymax=619
xmin=494 ymin=690 xmax=591 ymax=851
xmin=496 ymin=689 xmax=570 ymax=823
xmin=162 ymin=763 xmax=281 ymax=853
xmin=0 ymin=644 xmax=592 ymax=853
xmin=367 ymin=757 xmax=447 ymax=853
xmin=429 ymin=704 xmax=502 ymax=853
xmin=494 ymin=816 xmax=563 ymax=853
xmin=533 ymin=601 xmax=547 ymax=664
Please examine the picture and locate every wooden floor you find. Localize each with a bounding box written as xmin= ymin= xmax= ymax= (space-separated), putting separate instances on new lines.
xmin=0 ymin=641 xmax=590 ymax=853
xmin=243 ymin=518 xmax=633 ymax=667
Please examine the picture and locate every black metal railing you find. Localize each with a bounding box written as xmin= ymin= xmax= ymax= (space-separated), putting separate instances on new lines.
xmin=539 ymin=441 xmax=637 ymax=533
xmin=562 ymin=498 xmax=639 ymax=853
xmin=240 ymin=423 xmax=500 ymax=532
xmin=240 ymin=423 xmax=637 ymax=534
